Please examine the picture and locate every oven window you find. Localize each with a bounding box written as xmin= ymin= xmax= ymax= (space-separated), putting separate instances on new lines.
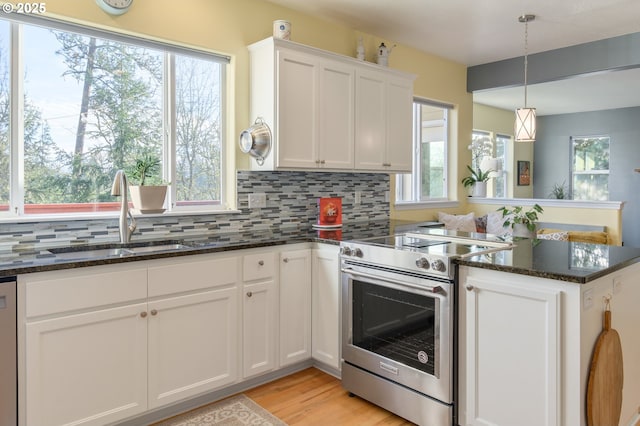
xmin=352 ymin=280 xmax=438 ymax=376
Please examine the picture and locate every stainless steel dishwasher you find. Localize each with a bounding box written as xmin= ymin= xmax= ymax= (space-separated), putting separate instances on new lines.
xmin=0 ymin=278 xmax=16 ymax=426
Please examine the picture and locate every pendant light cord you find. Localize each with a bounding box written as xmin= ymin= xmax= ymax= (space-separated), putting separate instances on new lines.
xmin=524 ymin=18 xmax=529 ymax=108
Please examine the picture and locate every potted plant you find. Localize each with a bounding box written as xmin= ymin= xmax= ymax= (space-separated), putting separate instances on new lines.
xmin=128 ymin=154 xmax=168 ymax=213
xmin=497 ymin=204 xmax=544 ymax=238
xmin=549 ymin=181 xmax=570 ymax=199
xmin=461 ymin=165 xmax=492 ymax=197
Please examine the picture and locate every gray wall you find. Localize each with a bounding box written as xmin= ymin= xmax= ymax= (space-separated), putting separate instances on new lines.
xmin=534 ymin=107 xmax=640 ymax=247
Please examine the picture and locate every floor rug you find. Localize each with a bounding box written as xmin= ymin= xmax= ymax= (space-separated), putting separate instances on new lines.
xmin=156 ymin=394 xmax=287 ymax=426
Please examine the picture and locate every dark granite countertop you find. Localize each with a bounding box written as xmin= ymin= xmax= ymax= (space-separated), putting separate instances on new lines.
xmin=456 ymin=237 xmax=640 ymax=283
xmin=0 ymin=219 xmax=410 ymax=278
xmin=2 ymin=219 xmax=638 ymax=284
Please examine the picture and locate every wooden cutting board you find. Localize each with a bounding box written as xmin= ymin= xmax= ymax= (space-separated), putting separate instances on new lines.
xmin=587 ymin=308 xmax=624 ymax=426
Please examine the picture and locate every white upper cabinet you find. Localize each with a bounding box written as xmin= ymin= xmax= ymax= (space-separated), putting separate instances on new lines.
xmin=354 ymin=68 xmax=413 ymax=172
xmin=247 ymin=37 xmax=414 ymax=172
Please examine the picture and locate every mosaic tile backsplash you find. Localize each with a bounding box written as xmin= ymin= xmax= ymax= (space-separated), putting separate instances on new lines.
xmin=0 ymin=171 xmax=390 ymax=250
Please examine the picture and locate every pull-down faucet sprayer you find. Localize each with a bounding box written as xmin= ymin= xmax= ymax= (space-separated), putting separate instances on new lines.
xmin=111 ymin=170 xmax=137 ymax=244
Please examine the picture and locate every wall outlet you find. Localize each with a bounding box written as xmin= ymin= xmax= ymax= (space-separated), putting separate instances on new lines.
xmin=248 ymin=193 xmax=266 ymax=208
xmin=354 ymin=191 xmax=361 ymax=205
xmin=613 ymin=276 xmax=622 ymax=294
xmin=583 ymin=288 xmax=594 ymax=309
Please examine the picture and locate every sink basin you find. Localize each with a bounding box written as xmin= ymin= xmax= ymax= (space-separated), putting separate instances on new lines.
xmin=47 ymin=243 xmax=191 ymax=261
xmin=49 ymin=247 xmax=134 ymax=260
xmin=126 ymin=244 xmax=190 ymax=254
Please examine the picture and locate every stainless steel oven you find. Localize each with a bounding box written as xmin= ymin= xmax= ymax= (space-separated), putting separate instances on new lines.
xmin=342 ymin=261 xmax=454 ymax=425
xmin=340 ymin=230 xmax=513 ymax=426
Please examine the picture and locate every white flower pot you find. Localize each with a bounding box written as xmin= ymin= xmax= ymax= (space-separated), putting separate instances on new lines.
xmin=513 ymin=223 xmax=536 ymax=238
xmin=129 ymin=185 xmax=167 ymax=214
xmin=471 ymin=182 xmax=487 ymax=197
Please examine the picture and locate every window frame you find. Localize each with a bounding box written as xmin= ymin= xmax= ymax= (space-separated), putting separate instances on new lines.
xmin=570 ymin=134 xmax=610 ymax=201
xmin=395 ymin=97 xmax=453 ymax=207
xmin=1 ymin=14 xmax=230 ymax=219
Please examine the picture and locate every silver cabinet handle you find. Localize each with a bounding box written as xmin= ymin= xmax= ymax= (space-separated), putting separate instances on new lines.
xmin=150 ymin=309 xmax=158 ymax=316
xmin=466 ymin=285 xmax=474 ymax=291
xmin=320 ymin=160 xmax=325 ymax=164
xmin=382 ymin=162 xmax=391 ymax=167
xmin=282 ymin=258 xmax=289 ymax=263
xmin=258 ymin=260 xmax=264 ymax=266
xmin=246 ymin=291 xmax=253 ymax=297
xmin=140 ymin=311 xmax=147 ymax=318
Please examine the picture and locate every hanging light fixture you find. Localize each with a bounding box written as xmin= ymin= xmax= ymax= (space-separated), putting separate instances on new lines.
xmin=514 ymin=14 xmax=536 ymax=142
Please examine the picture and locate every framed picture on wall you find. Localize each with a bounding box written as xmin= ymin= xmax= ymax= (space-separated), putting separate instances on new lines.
xmin=517 ymin=160 xmax=531 ymax=186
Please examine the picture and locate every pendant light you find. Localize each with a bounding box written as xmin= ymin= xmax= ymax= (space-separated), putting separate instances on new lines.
xmin=514 ymin=14 xmax=536 ymax=142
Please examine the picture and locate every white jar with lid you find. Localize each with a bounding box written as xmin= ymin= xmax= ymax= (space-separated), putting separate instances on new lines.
xmin=273 ymin=20 xmax=291 ymax=40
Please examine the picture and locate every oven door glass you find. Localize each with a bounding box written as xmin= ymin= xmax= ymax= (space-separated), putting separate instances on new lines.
xmin=351 ymin=279 xmax=439 ymax=377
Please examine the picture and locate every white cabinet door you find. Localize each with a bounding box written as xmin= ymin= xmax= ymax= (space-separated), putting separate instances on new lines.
xmin=317 ymin=59 xmax=355 ymax=169
xmin=385 ymin=74 xmax=414 ymax=172
xmin=25 ymin=303 xmax=148 ymax=426
xmin=464 ymin=277 xmax=561 ymax=426
xmin=311 ymin=245 xmax=341 ymax=371
xmin=147 ymin=287 xmax=238 ymax=409
xmin=279 ymin=248 xmax=312 ymax=367
xmin=242 ymin=279 xmax=277 ymax=378
xmin=355 ymin=68 xmax=387 ymax=171
xmin=276 ymin=49 xmax=318 ymax=168
xmin=355 ymin=68 xmax=413 ymax=172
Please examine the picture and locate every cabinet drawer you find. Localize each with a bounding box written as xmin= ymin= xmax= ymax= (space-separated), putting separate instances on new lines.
xmin=23 ymin=264 xmax=147 ymax=318
xmin=148 ymin=255 xmax=238 ymax=297
xmin=243 ymin=253 xmax=275 ymax=281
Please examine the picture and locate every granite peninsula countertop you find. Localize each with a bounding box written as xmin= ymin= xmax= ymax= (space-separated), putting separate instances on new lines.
xmin=2 ymin=219 xmax=639 ymax=284
xmin=456 ymin=236 xmax=640 ymax=283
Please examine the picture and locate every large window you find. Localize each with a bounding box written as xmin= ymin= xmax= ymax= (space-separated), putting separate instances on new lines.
xmin=396 ymin=99 xmax=451 ymax=204
xmin=571 ymin=135 xmax=609 ymax=201
xmin=1 ymin=15 xmax=228 ymax=216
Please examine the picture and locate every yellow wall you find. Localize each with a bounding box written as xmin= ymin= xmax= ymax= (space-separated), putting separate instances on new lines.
xmin=32 ymin=0 xmax=472 ymax=211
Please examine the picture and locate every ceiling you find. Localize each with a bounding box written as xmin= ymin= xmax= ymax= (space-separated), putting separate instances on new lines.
xmin=266 ymin=0 xmax=640 ymax=115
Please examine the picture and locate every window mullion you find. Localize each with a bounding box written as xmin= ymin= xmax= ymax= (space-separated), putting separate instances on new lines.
xmin=165 ymin=52 xmax=175 ymax=210
xmin=10 ymin=22 xmax=23 ymax=216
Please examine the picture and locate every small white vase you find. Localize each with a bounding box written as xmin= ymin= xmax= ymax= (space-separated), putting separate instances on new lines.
xmin=513 ymin=223 xmax=536 ymax=238
xmin=472 ymin=182 xmax=487 ymax=197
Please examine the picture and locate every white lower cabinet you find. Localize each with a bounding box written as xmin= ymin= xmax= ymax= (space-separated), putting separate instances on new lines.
xmin=311 ymin=244 xmax=340 ymax=371
xmin=25 ymin=302 xmax=148 ymax=426
xmin=279 ymin=248 xmax=312 ymax=367
xmin=21 ymin=255 xmax=240 ymax=426
xmin=242 ymin=252 xmax=277 ymax=378
xmin=19 ymin=244 xmax=323 ymax=425
xmin=147 ymin=287 xmax=238 ymax=409
xmin=460 ymin=267 xmax=562 ymax=426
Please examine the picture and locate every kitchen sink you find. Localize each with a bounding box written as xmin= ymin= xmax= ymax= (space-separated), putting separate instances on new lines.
xmin=126 ymin=243 xmax=190 ymax=254
xmin=49 ymin=247 xmax=135 ymax=260
xmin=47 ymin=243 xmax=191 ymax=260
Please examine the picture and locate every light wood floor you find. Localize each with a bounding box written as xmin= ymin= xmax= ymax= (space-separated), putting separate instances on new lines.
xmin=245 ymin=367 xmax=414 ymax=425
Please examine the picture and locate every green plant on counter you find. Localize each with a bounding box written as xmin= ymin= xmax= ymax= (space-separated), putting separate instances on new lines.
xmin=497 ymin=204 xmax=544 ymax=232
xmin=461 ymin=165 xmax=492 ymax=188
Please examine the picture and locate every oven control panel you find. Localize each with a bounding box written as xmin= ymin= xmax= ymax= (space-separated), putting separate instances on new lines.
xmin=340 ymin=244 xmax=451 ymax=279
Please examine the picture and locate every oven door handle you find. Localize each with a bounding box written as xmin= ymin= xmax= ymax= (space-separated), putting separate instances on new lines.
xmin=341 ymin=267 xmax=444 ymax=294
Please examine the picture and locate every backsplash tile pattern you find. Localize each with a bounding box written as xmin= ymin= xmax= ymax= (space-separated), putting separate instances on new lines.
xmin=0 ymin=171 xmax=389 ymax=250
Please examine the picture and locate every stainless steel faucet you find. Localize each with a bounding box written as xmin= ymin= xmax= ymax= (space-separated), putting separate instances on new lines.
xmin=111 ymin=170 xmax=137 ymax=244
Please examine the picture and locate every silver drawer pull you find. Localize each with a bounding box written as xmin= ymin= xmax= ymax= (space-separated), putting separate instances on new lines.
xmin=258 ymin=260 xmax=264 ymax=266
xmin=150 ymin=309 xmax=158 ymax=316
xmin=282 ymin=258 xmax=289 ymax=263
xmin=246 ymin=291 xmax=253 ymax=298
xmin=140 ymin=311 xmax=147 ymax=318
xmin=466 ymin=285 xmax=475 ymax=292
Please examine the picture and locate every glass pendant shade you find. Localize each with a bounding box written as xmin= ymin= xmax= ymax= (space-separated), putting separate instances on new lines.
xmin=515 ymin=107 xmax=536 ymax=142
